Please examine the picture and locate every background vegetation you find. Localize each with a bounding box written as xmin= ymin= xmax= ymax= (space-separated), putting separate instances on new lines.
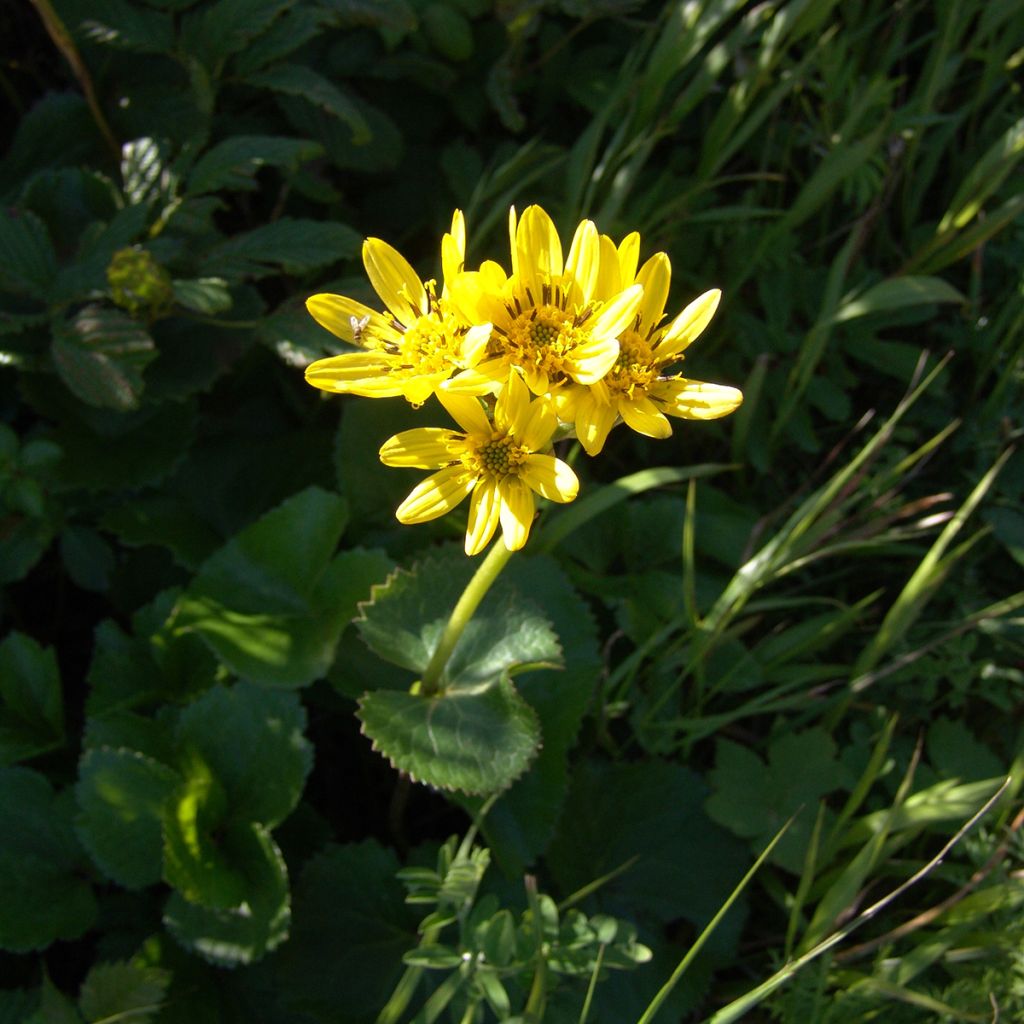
xmin=1 ymin=0 xmax=1022 ymax=1021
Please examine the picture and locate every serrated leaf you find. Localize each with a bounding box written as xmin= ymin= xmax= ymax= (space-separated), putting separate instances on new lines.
xmin=177 ymin=683 xmax=311 ymax=828
xmin=926 ymin=717 xmax=1004 ymax=782
xmin=232 ymin=6 xmax=331 ymax=75
xmin=60 ymin=525 xmax=115 ymax=592
xmin=179 ymin=0 xmax=296 ymax=66
xmin=263 ymin=841 xmax=417 ymax=1019
xmin=202 ymin=217 xmax=360 ymax=279
xmin=465 ymin=555 xmax=601 ymax=872
xmin=356 ymin=551 xmax=561 ymax=689
xmin=78 ymin=961 xmax=170 ymax=1024
xmin=100 ymin=494 xmax=222 ymax=569
xmin=245 ymin=64 xmax=370 ymax=144
xmin=170 ymin=489 xmax=358 ymax=688
xmin=548 ymin=760 xmax=750 ymax=933
xmin=0 ymin=208 xmax=57 ymax=297
xmin=186 ymin=135 xmax=323 ymax=196
xmin=75 ymin=0 xmax=174 ymax=53
xmin=0 ymin=633 xmax=64 ymax=765
xmin=76 ymin=748 xmax=179 ymax=889
xmin=706 ymin=729 xmax=851 ymax=872
xmin=51 ymin=305 xmax=157 ymax=411
xmin=37 ymin=394 xmax=197 ymax=492
xmin=164 ymin=822 xmax=290 ymax=967
xmin=122 ymin=138 xmax=177 ymax=207
xmin=0 ymin=93 xmax=96 ymax=201
xmin=171 ymin=277 xmax=232 ymax=314
xmin=357 ymin=677 xmax=541 ymax=795
xmin=0 ymin=767 xmax=96 ymax=952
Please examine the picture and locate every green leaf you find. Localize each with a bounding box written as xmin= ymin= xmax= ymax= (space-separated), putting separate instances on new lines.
xmin=36 ymin=395 xmax=198 ymax=492
xmin=263 ymin=841 xmax=417 ymax=1020
xmin=179 ymin=0 xmax=295 ymax=66
xmin=171 ymin=278 xmax=232 ymax=315
xmin=245 ymin=64 xmax=371 ymax=144
xmin=162 ymin=753 xmax=255 ymax=907
xmin=100 ymin=494 xmax=222 ymax=570
xmin=0 ymin=633 xmax=64 ymax=765
xmin=357 ymin=677 xmax=541 ymax=794
xmin=75 ymin=748 xmax=179 ymax=889
xmin=705 ymin=730 xmax=850 ymax=872
xmin=355 ymin=550 xmax=561 ymax=689
xmin=548 ymin=760 xmax=750 ymax=931
xmin=926 ymin=717 xmax=1004 ymax=782
xmin=0 ymin=208 xmax=57 ymax=297
xmin=163 ymin=822 xmax=290 ymax=967
xmin=231 ymin=6 xmax=331 ymax=75
xmin=60 ymin=525 xmax=115 ymax=592
xmin=833 ymin=275 xmax=965 ymax=323
xmin=170 ymin=489 xmax=356 ymax=688
xmin=186 ymin=136 xmax=323 ymax=195
xmin=75 ymin=0 xmax=174 ymax=53
xmin=51 ymin=306 xmax=157 ymax=412
xmin=203 ymin=217 xmax=360 ymax=279
xmin=0 ymin=767 xmax=96 ymax=951
xmin=466 ymin=554 xmax=601 ymax=872
xmin=27 ymin=976 xmax=82 ymax=1024
xmin=78 ymin=961 xmax=170 ymax=1024
xmin=176 ymin=683 xmax=311 ymax=828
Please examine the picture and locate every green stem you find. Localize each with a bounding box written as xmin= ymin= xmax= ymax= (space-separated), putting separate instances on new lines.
xmin=419 ymin=539 xmax=514 ymax=696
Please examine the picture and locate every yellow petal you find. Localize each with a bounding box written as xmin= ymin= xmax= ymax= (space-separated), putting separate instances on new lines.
xmin=498 ymin=477 xmax=534 ymax=551
xmin=449 ymin=270 xmax=508 ymax=327
xmin=636 ymin=253 xmax=670 ymax=335
xmin=619 ymin=396 xmax=672 ymax=438
xmin=521 ymin=394 xmax=558 ymax=451
xmin=306 ymin=294 xmax=395 ymax=345
xmin=574 ymin=393 xmax=618 ymax=455
xmin=617 ymin=232 xmax=640 ymax=286
xmin=508 ymin=206 xmax=519 ymax=279
xmin=520 ymin=454 xmax=578 ymax=503
xmin=305 ymin=353 xmax=403 ymax=396
xmin=396 ymin=466 xmax=475 ymax=523
xmin=362 ymin=238 xmax=427 ymax=325
xmin=517 ymin=205 xmax=563 ymax=300
xmin=461 ymin=322 xmax=492 ymax=366
xmin=402 ymin=374 xmax=442 ymax=406
xmin=565 ymin=219 xmax=600 ymax=304
xmin=438 ymin=392 xmax=492 ymax=437
xmin=442 ymin=363 xmax=504 ymax=396
xmin=379 ymin=428 xmax=463 ymax=467
xmin=595 ymin=234 xmax=622 ymax=298
xmin=466 ymin=480 xmax=501 ymax=555
xmin=494 ymin=372 xmax=530 ymax=435
xmin=656 ymin=289 xmax=722 ymax=360
xmin=589 ymin=283 xmax=643 ymax=340
xmin=568 ymin=337 xmax=619 ymax=385
xmin=653 ymin=377 xmax=743 ymax=419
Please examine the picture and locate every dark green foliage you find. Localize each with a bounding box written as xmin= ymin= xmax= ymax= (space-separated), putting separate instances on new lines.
xmin=2 ymin=0 xmax=1022 ymax=1021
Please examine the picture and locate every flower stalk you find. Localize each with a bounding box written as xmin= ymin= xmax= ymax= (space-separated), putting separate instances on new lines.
xmin=418 ymin=538 xmax=515 ymax=696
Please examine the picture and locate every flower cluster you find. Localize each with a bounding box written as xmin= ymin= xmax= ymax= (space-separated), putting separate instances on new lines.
xmin=305 ymin=206 xmax=742 ymax=554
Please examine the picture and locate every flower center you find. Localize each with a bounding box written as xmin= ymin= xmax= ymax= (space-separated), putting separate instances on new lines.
xmin=603 ymin=329 xmax=657 ymax=399
xmin=468 ymin=435 xmax=528 ymax=479
xmin=395 ymin=311 xmax=465 ymax=377
xmin=501 ymin=304 xmax=590 ymax=384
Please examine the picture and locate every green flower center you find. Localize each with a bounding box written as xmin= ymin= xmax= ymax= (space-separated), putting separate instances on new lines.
xmin=471 ymin=436 xmax=528 ymax=478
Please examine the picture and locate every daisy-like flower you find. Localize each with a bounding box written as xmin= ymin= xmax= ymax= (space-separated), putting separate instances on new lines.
xmin=446 ymin=205 xmax=643 ymax=398
xmin=304 ymin=211 xmax=490 ymax=405
xmin=379 ymin=374 xmax=579 ymax=555
xmin=558 ymin=233 xmax=743 ymax=455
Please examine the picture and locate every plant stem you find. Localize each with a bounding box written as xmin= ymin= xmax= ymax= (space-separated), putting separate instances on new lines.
xmin=418 ymin=539 xmax=514 ymax=696
xmin=28 ymin=0 xmax=120 ymax=162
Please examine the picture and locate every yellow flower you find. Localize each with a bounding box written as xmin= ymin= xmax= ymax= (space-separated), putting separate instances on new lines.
xmin=379 ymin=374 xmax=579 ymax=555
xmin=445 ymin=205 xmax=643 ymax=398
xmin=559 ymin=233 xmax=743 ymax=455
xmin=304 ymin=211 xmax=490 ymax=405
